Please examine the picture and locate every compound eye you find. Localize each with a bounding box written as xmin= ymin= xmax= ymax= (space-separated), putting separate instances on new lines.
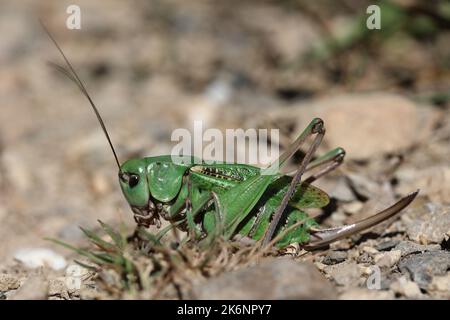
xmin=129 ymin=174 xmax=139 ymax=188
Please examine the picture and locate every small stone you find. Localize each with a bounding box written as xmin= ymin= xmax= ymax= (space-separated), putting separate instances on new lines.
xmin=322 ymin=177 xmax=356 ymax=202
xmin=356 ymin=252 xmax=372 ymax=264
xmin=394 ymin=241 xmax=441 ymax=257
xmin=48 ymin=278 xmax=70 ymax=300
xmin=340 ymin=288 xmax=395 ymax=300
xmin=342 ymin=202 xmax=364 ymax=215
xmin=320 ymin=94 xmax=422 ymax=159
xmin=404 ymin=205 xmax=450 ymax=245
xmin=428 ymin=273 xmax=450 ymax=298
xmin=345 ymin=174 xmax=381 ymax=201
xmin=190 ymin=258 xmax=337 ymax=299
xmin=330 ymin=211 xmax=347 ymax=224
xmin=390 ymin=276 xmax=423 ymax=299
xmin=362 ymin=246 xmax=379 ymax=255
xmin=314 ymin=262 xmax=327 ymax=271
xmin=324 ymin=261 xmax=361 ymax=287
xmin=0 ymin=274 xmax=21 ymax=292
xmin=347 ymin=249 xmax=360 ymax=260
xmin=323 ymin=251 xmax=347 ymax=265
xmin=14 ymin=248 xmax=67 ymax=270
xmin=268 ymin=93 xmax=430 ymax=160
xmin=398 ymin=251 xmax=450 ymax=289
xmin=64 ymin=264 xmax=90 ymax=292
xmin=359 ymin=265 xmax=378 ymax=277
xmin=397 ymin=166 xmax=450 ymax=205
xmin=9 ymin=276 xmax=47 ymax=300
xmin=376 ymin=240 xmax=400 ymax=251
xmin=374 ymin=250 xmax=402 ymax=268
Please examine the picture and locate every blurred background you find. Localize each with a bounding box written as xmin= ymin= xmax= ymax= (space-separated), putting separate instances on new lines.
xmin=0 ymin=0 xmax=449 ymax=297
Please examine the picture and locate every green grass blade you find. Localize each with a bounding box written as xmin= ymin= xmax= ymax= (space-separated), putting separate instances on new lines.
xmin=79 ymin=227 xmax=118 ymax=252
xmin=137 ymin=227 xmax=162 ymax=246
xmin=74 ymin=259 xmax=98 ymax=271
xmin=45 ymin=237 xmax=106 ymax=265
xmin=98 ymin=220 xmax=125 ymax=250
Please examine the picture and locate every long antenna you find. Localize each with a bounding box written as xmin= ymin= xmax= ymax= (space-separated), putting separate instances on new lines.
xmin=41 ymin=21 xmax=122 ymax=171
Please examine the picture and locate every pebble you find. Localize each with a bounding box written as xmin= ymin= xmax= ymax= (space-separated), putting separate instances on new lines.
xmin=268 ymin=93 xmax=433 ymax=159
xmin=404 ymin=204 xmax=450 ymax=245
xmin=0 ymin=274 xmax=21 ymax=292
xmin=323 ymin=261 xmax=361 ymax=287
xmin=356 ymin=252 xmax=373 ymax=264
xmin=64 ymin=264 xmax=90 ymax=291
xmin=313 ymin=176 xmax=355 ymax=202
xmin=48 ymin=278 xmax=71 ymax=300
xmin=398 ymin=251 xmax=450 ymax=289
xmin=374 ymin=250 xmax=402 ymax=268
xmin=359 ymin=265 xmax=374 ymax=276
xmin=313 ymin=261 xmax=327 ymax=271
xmin=323 ymin=251 xmax=347 ymax=265
xmin=190 ymin=258 xmax=337 ymax=299
xmin=340 ymin=288 xmax=395 ymax=300
xmin=428 ymin=273 xmax=450 ymax=298
xmin=362 ymin=246 xmax=379 ymax=255
xmin=342 ymin=202 xmax=364 ymax=215
xmin=397 ymin=166 xmax=450 ymax=205
xmin=14 ymin=248 xmax=67 ymax=271
xmin=345 ymin=173 xmax=381 ymax=201
xmin=390 ymin=276 xmax=423 ymax=299
xmin=320 ymin=94 xmax=422 ymax=159
xmin=376 ymin=240 xmax=400 ymax=251
xmin=394 ymin=240 xmax=441 ymax=257
xmin=9 ymin=275 xmax=47 ymax=300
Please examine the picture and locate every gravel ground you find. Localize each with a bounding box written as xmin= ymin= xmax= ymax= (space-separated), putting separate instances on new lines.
xmin=0 ymin=0 xmax=449 ymax=299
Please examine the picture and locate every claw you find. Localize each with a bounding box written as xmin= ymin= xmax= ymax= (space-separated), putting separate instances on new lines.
xmin=303 ymin=190 xmax=419 ymax=250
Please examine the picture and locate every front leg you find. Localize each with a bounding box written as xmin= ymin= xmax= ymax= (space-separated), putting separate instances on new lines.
xmin=184 ymin=176 xmax=202 ymax=240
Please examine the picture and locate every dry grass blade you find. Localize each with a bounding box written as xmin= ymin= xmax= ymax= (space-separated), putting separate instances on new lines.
xmin=47 ymin=216 xmax=322 ymax=299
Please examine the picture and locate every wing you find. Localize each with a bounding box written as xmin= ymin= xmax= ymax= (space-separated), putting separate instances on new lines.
xmin=268 ymin=176 xmax=330 ymax=209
